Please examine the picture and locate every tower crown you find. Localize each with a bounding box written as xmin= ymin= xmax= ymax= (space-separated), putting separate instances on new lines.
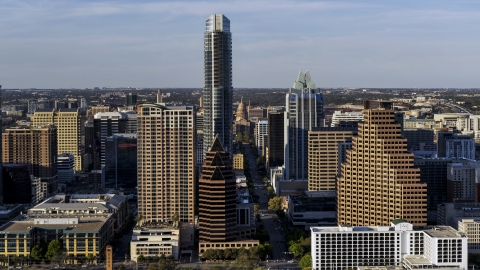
xmin=206 ymin=14 xmax=230 ymax=32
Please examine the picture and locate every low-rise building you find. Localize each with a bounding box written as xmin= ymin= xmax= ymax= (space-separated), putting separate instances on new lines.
xmin=311 ymin=220 xmax=467 ymax=270
xmin=29 ymin=194 xmax=128 ymax=232
xmin=287 ymin=191 xmax=336 ymax=230
xmin=0 ymin=214 xmax=114 ymax=262
xmin=438 ymin=203 xmax=480 ymax=254
xmin=130 ymin=227 xmax=180 ymax=261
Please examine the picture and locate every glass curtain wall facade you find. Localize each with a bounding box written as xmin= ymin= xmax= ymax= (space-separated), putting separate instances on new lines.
xmin=203 ymin=14 xmax=233 ymax=156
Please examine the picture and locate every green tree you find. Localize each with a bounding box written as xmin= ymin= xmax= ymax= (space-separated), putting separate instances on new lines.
xmin=213 ymin=249 xmax=225 ymax=260
xmin=45 ymin=240 xmax=62 ymax=261
xmin=289 ymin=243 xmax=305 ymax=258
xmin=137 ymin=255 xmax=146 ymax=263
xmin=254 ymin=203 xmax=260 ymax=213
xmin=86 ymin=253 xmax=96 ymax=264
xmin=243 ymin=131 xmax=251 ymax=144
xmin=30 ymin=242 xmax=47 ymax=261
xmin=232 ymin=252 xmax=255 ymax=270
xmin=254 ymin=227 xmax=270 ymax=243
xmin=172 ymin=212 xmax=179 ymax=228
xmin=262 ymin=177 xmax=269 ymax=183
xmin=157 ymin=254 xmax=176 ymax=270
xmin=236 ymin=132 xmax=243 ymax=142
xmin=148 ymin=263 xmax=157 ymax=270
xmin=286 ymin=228 xmax=307 ymax=243
xmin=268 ymin=196 xmax=282 ymax=211
xmin=224 ymin=248 xmax=237 ymax=260
xmin=117 ymin=264 xmax=126 ymax=270
xmin=299 ymin=254 xmax=312 ymax=269
xmin=202 ymin=249 xmax=215 ymax=260
xmin=135 ymin=214 xmax=143 ymax=226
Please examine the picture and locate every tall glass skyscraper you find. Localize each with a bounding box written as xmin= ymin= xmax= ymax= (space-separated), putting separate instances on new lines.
xmin=284 ymin=70 xmax=325 ymax=181
xmin=203 ymin=14 xmax=233 ymax=155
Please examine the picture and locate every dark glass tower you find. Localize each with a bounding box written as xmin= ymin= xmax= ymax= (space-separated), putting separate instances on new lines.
xmin=203 ymin=14 xmax=233 ymax=155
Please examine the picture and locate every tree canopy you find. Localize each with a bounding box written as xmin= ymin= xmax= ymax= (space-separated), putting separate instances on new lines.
xmin=45 ymin=240 xmax=62 ymax=261
xmin=268 ymin=196 xmax=282 ymax=211
xmin=299 ymin=254 xmax=312 ymax=269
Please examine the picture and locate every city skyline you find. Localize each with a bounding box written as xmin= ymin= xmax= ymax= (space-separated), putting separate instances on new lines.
xmin=1 ymin=0 xmax=480 ymax=89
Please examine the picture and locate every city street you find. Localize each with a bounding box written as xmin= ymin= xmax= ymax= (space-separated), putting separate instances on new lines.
xmin=242 ymin=143 xmax=290 ymax=262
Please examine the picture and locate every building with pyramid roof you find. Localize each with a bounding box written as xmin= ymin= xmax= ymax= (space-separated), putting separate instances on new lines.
xmin=198 ymin=137 xmax=259 ymax=254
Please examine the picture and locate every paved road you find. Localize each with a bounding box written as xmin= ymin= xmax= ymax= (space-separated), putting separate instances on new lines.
xmin=242 ymin=143 xmax=290 ymax=262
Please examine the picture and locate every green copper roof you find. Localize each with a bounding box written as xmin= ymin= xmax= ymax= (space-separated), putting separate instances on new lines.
xmin=391 ymin=219 xmax=408 ymax=225
xmin=293 ymin=70 xmax=316 ymax=90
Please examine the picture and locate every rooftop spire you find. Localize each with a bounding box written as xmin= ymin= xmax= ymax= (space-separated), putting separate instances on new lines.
xmin=293 ymin=70 xmax=317 ymax=90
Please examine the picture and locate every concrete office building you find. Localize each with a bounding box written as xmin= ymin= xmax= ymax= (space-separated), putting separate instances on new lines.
xmin=90 ymin=105 xmax=110 ymax=116
xmin=80 ymin=98 xmax=87 ymax=110
xmin=308 ymin=127 xmax=356 ymax=191
xmin=0 ymin=193 xmax=125 ymax=262
xmin=131 ymin=227 xmax=180 ymax=261
xmin=337 ymin=142 xmax=352 ymax=176
xmin=284 ymin=70 xmax=325 ymax=181
xmin=203 ymin=14 xmax=233 ymax=155
xmin=31 ymin=176 xmax=47 ymax=205
xmin=32 ymin=108 xmax=83 ymax=171
xmin=2 ymin=125 xmax=58 ymax=196
xmin=233 ymin=154 xmax=244 ymax=170
xmin=30 ymin=193 xmax=128 ymax=233
xmin=438 ymin=203 xmax=480 ymax=228
xmin=337 ymin=109 xmax=427 ymax=226
xmin=27 ymin=99 xmax=38 ymax=114
xmin=248 ymin=106 xmax=267 ymax=120
xmin=437 ymin=203 xmax=480 ymax=254
xmin=137 ymin=104 xmax=195 ymax=227
xmin=446 ymin=136 xmax=476 ymax=160
xmin=330 ymin=110 xmax=364 ymax=127
xmin=311 ymin=221 xmax=468 ymax=270
xmin=447 ymin=159 xmax=480 ymax=202
xmin=438 ymin=132 xmax=476 ymax=160
xmin=267 ymin=111 xmax=284 ymax=169
xmin=0 ymin=214 xmax=115 ymax=262
xmin=255 ymin=120 xmax=268 ymax=157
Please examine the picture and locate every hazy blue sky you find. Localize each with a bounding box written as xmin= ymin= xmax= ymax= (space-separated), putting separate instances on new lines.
xmin=1 ymin=0 xmax=480 ymax=89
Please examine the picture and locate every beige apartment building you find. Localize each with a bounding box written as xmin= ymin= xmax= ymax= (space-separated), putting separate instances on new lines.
xmin=308 ymin=127 xmax=355 ymax=191
xmin=2 ymin=125 xmax=58 ymax=195
xmin=32 ymin=108 xmax=83 ymax=171
xmin=337 ymin=109 xmax=427 ymax=226
xmin=137 ymin=104 xmax=195 ymax=224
